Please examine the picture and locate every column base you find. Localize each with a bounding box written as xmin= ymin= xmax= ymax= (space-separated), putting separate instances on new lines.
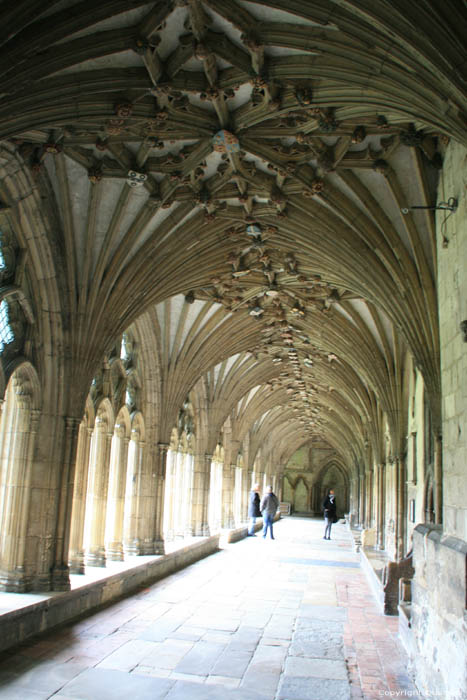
xmin=106 ymin=543 xmax=124 ymax=561
xmin=136 ymin=538 xmax=166 ymax=555
xmin=152 ymin=539 xmax=165 ymax=555
xmin=51 ymin=565 xmax=71 ymax=591
xmin=221 ymin=517 xmax=236 ymax=530
xmin=0 ymin=569 xmax=32 ymax=592
xmin=69 ymin=551 xmax=86 ymax=575
xmin=193 ymin=523 xmax=210 ymax=537
xmin=85 ymin=549 xmax=106 ymax=567
xmin=123 ymin=539 xmax=142 ymax=556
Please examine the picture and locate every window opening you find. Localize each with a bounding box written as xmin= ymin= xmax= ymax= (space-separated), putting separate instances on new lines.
xmin=120 ymin=333 xmax=131 ymax=361
xmin=0 ymin=300 xmax=14 ymax=353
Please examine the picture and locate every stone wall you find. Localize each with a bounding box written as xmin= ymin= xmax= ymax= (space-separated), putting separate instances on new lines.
xmin=412 ymin=525 xmax=467 ymax=699
xmin=411 ymin=140 xmax=467 ymax=700
xmin=437 ymin=140 xmax=467 ymax=539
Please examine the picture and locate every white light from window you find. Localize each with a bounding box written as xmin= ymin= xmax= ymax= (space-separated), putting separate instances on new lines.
xmin=0 ymin=300 xmax=14 ymax=353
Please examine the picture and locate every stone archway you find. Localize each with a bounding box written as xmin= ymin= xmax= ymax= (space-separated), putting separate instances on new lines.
xmin=294 ymin=477 xmax=309 ymax=513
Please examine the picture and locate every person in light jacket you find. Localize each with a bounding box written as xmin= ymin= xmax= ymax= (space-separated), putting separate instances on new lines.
xmin=322 ymin=488 xmax=337 ymax=540
xmin=260 ymin=485 xmax=279 ymax=539
xmin=247 ymin=482 xmax=261 ymax=536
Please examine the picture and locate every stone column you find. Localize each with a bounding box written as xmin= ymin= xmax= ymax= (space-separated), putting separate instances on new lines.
xmin=174 ymin=450 xmax=187 ymax=539
xmin=192 ymin=453 xmax=211 ymax=536
xmin=376 ymin=463 xmax=385 ymax=549
xmin=105 ymin=426 xmax=129 ymax=561
xmin=69 ymin=425 xmax=92 ymax=574
xmin=163 ymin=449 xmax=177 ymax=541
xmin=256 ymin=470 xmax=264 ymax=496
xmin=221 ymin=462 xmax=236 ymax=529
xmin=124 ymin=436 xmax=145 ymax=555
xmin=240 ymin=468 xmax=252 ymax=524
xmin=434 ymin=434 xmax=442 ymax=525
xmin=394 ymin=456 xmax=406 ymax=559
xmin=51 ymin=416 xmax=81 ymax=590
xmin=152 ymin=443 xmax=168 ymax=554
xmin=358 ymin=474 xmax=364 ymax=526
xmin=84 ymin=419 xmax=112 ymax=567
xmin=0 ymin=399 xmax=40 ymax=592
xmin=369 ymin=468 xmax=375 ymax=527
xmin=181 ymin=452 xmax=194 ymax=537
xmin=135 ymin=440 xmax=161 ymax=554
xmin=190 ymin=452 xmax=205 ymax=535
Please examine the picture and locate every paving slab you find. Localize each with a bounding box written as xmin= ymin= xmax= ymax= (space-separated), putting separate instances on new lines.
xmin=173 ymin=640 xmax=226 ymax=676
xmin=289 ymin=624 xmax=345 ymax=660
xmin=211 ymin=649 xmax=254 ymax=678
xmin=298 ymin=604 xmax=348 ymax=621
xmin=96 ymin=639 xmax=159 ymax=671
xmin=228 ymin=626 xmax=263 ymax=652
xmin=277 ymin=675 xmax=351 ymax=700
xmin=0 ymin=660 xmax=86 ymax=695
xmin=284 ymin=655 xmax=348 ymax=680
xmin=138 ymin=638 xmax=194 ymax=670
xmin=58 ymin=667 xmax=175 ymax=700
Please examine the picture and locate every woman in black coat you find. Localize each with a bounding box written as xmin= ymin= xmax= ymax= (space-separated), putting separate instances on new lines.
xmin=322 ymin=489 xmax=337 ymax=540
xmin=248 ymin=483 xmax=261 ymax=536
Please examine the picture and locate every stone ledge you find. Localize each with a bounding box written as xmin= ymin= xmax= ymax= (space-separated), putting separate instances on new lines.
xmin=398 ymin=602 xmax=415 ymax=659
xmin=0 ymin=534 xmax=220 ymax=653
xmin=359 ymin=546 xmax=387 ymax=613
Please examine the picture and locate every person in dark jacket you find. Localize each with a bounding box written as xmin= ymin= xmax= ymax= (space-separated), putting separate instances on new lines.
xmin=260 ymin=485 xmax=279 ymax=539
xmin=322 ymin=489 xmax=337 ymax=540
xmin=248 ymin=482 xmax=261 ymax=536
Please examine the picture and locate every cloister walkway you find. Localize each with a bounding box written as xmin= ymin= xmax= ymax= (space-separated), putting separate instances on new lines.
xmin=0 ymin=518 xmax=420 ymax=700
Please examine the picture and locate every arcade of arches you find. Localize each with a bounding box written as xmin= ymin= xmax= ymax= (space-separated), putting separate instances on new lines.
xmin=0 ymin=1 xmax=465 ymax=698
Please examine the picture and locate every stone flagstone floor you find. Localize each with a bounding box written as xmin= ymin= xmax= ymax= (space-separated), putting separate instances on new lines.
xmin=0 ymin=517 xmax=422 ymax=700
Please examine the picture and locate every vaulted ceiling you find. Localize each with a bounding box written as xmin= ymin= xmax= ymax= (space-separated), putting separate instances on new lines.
xmin=0 ymin=0 xmax=465 ymax=466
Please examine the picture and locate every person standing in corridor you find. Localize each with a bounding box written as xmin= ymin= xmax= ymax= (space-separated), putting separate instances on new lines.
xmin=248 ymin=482 xmax=261 ymax=536
xmin=260 ymin=485 xmax=279 ymax=539
xmin=323 ymin=488 xmax=337 ymax=540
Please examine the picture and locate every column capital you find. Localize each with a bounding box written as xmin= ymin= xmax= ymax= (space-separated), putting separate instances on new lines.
xmin=65 ymin=415 xmax=81 ymax=431
xmin=158 ymin=442 xmax=169 ymax=456
xmin=114 ymin=422 xmax=126 ymax=438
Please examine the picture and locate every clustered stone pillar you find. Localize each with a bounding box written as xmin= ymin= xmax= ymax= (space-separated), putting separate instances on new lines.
xmin=221 ymin=463 xmax=235 ymax=529
xmin=199 ymin=453 xmax=212 ymax=535
xmin=0 ymin=397 xmax=39 ymax=592
xmin=83 ymin=418 xmax=112 ymax=566
xmin=137 ymin=441 xmax=162 ymax=554
xmin=434 ymin=434 xmax=442 ymax=525
xmin=358 ymin=473 xmax=364 ymax=526
xmin=395 ymin=456 xmax=405 ymax=559
xmin=364 ymin=469 xmax=372 ymax=528
xmin=106 ymin=425 xmax=129 ymax=560
xmin=68 ymin=424 xmax=92 ymax=574
xmin=124 ymin=436 xmax=145 ymax=554
xmin=240 ymin=468 xmax=252 ymax=524
xmin=164 ymin=449 xmax=177 ymax=540
xmin=152 ymin=443 xmax=168 ymax=554
xmin=190 ymin=452 xmax=207 ymax=536
xmin=376 ymin=463 xmax=385 ymax=549
xmin=51 ymin=416 xmax=81 ymax=590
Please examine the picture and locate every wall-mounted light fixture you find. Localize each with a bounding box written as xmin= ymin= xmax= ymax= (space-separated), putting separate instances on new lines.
xmin=401 ymin=197 xmax=457 ymax=215
xmin=401 ymin=197 xmax=459 ymax=248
